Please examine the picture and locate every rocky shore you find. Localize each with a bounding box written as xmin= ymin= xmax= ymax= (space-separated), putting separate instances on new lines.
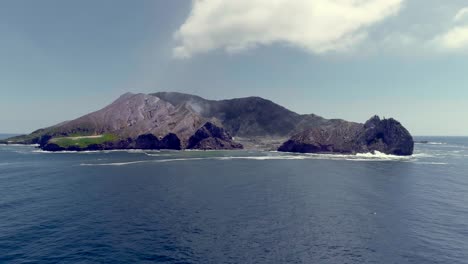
xmin=278 ymin=116 xmax=414 ymax=156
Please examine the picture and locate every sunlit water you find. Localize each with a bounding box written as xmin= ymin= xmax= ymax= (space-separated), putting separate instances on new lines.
xmin=1 ymin=135 xmax=467 ymax=263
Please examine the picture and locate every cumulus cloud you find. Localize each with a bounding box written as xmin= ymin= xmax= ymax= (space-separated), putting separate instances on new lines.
xmin=453 ymin=7 xmax=468 ymax=22
xmin=173 ymin=0 xmax=405 ymax=58
xmin=435 ymin=26 xmax=468 ymax=50
xmin=433 ymin=7 xmax=468 ymax=51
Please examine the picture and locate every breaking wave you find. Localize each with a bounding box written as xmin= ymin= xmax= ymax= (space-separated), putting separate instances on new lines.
xmin=81 ymin=160 xmax=150 ymax=166
xmin=414 ymin=162 xmax=449 ymax=165
xmin=3 ymin=143 xmax=453 ymax=167
xmin=416 ymin=142 xmax=446 ymax=145
xmin=0 ymin=144 xmax=39 ymax=147
xmin=80 ymin=158 xmax=210 ymax=166
xmin=32 ymin=149 xmax=156 ymax=154
xmin=144 ymin=153 xmax=175 ymax=157
xmin=79 ymin=151 xmax=432 ymax=166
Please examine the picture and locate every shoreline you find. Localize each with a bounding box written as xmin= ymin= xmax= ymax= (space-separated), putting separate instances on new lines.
xmin=0 ymin=143 xmax=415 ymax=158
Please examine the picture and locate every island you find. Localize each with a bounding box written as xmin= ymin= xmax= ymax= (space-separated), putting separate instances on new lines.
xmin=0 ymin=92 xmax=414 ymax=155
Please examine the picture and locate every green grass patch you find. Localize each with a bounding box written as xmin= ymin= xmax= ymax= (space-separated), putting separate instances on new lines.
xmin=51 ymin=134 xmax=118 ymax=148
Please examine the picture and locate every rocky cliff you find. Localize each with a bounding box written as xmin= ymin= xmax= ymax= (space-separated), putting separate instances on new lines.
xmin=278 ymin=116 xmax=414 ymax=155
xmin=152 ymin=92 xmax=327 ymax=137
xmin=187 ymin=122 xmax=243 ymax=150
xmin=42 ymin=133 xmax=182 ymax=151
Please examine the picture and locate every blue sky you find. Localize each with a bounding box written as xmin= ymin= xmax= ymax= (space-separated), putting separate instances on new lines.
xmin=1 ymin=0 xmax=467 ymax=135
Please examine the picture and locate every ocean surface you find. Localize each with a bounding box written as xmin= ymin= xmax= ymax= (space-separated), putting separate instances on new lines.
xmin=1 ymin=135 xmax=467 ymax=264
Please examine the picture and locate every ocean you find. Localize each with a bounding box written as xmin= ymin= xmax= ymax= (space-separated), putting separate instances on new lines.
xmin=1 ymin=135 xmax=467 ymax=263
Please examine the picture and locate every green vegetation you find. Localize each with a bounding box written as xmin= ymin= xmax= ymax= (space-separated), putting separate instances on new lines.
xmin=51 ymin=134 xmax=118 ymax=148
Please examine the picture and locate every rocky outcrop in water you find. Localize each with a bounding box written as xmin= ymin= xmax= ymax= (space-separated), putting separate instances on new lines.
xmin=134 ymin=134 xmax=160 ymax=149
xmin=128 ymin=133 xmax=182 ymax=150
xmin=134 ymin=133 xmax=181 ymax=150
xmin=42 ymin=133 xmax=181 ymax=151
xmin=159 ymin=133 xmax=182 ymax=150
xmin=187 ymin=122 xmax=243 ymax=150
xmin=357 ymin=116 xmax=414 ymax=155
xmin=278 ymin=116 xmax=414 ymax=156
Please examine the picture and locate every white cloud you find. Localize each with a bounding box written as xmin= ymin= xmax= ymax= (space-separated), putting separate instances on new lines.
xmin=173 ymin=0 xmax=405 ymax=58
xmin=433 ymin=7 xmax=468 ymax=51
xmin=453 ymin=7 xmax=468 ymax=22
xmin=434 ymin=25 xmax=468 ymax=50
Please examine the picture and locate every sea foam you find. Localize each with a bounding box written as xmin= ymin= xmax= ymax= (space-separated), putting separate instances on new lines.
xmin=79 ymin=151 xmax=425 ymax=166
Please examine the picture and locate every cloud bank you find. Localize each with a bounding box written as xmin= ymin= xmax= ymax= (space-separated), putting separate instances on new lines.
xmin=434 ymin=7 xmax=468 ymax=51
xmin=436 ymin=26 xmax=468 ymax=50
xmin=173 ymin=0 xmax=404 ymax=58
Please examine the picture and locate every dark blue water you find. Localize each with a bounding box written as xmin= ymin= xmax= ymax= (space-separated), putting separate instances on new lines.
xmin=1 ymin=136 xmax=468 ymax=263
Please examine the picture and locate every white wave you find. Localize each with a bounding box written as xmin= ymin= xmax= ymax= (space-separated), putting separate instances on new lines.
xmin=33 ymin=150 xmax=88 ymax=154
xmin=80 ymin=156 xmax=305 ymax=166
xmin=412 ymin=153 xmax=435 ymax=158
xmin=75 ymin=147 xmax=447 ymax=167
xmin=416 ymin=142 xmax=446 ymax=145
xmin=414 ymin=162 xmax=448 ymax=165
xmin=32 ymin=149 xmax=155 ymax=154
xmin=81 ymin=156 xmax=302 ymax=166
xmin=215 ymin=155 xmax=307 ymax=160
xmin=354 ymin=151 xmax=411 ymax=160
xmin=183 ymin=149 xmax=218 ymax=152
xmin=81 ymin=151 xmax=424 ymax=166
xmin=276 ymin=151 xmax=416 ymax=161
xmin=26 ymin=147 xmax=433 ymax=164
xmin=81 ymin=160 xmax=150 ymax=166
xmin=144 ymin=153 xmax=174 ymax=157
xmin=155 ymin=158 xmax=210 ymax=162
xmin=0 ymin=144 xmax=39 ymax=147
xmin=149 ymin=157 xmax=260 ymax=162
xmin=32 ymin=150 xmax=108 ymax=154
xmin=105 ymin=149 xmax=156 ymax=154
xmin=234 ymin=151 xmax=427 ymax=162
xmin=80 ymin=157 xmax=211 ymax=166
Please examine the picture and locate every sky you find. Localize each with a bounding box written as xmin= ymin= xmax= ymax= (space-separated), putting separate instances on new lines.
xmin=0 ymin=0 xmax=467 ymax=136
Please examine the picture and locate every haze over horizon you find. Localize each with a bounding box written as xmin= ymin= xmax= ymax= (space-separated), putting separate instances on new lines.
xmin=1 ymin=0 xmax=468 ymax=136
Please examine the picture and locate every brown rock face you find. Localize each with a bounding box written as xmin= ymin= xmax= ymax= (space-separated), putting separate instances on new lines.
xmin=153 ymin=92 xmax=329 ymax=137
xmin=278 ymin=116 xmax=414 ymax=156
xmin=187 ymin=122 xmax=243 ymax=150
xmin=18 ymin=93 xmax=206 ymax=144
xmin=56 ymin=93 xmax=206 ymax=140
xmin=278 ymin=120 xmax=362 ymax=154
